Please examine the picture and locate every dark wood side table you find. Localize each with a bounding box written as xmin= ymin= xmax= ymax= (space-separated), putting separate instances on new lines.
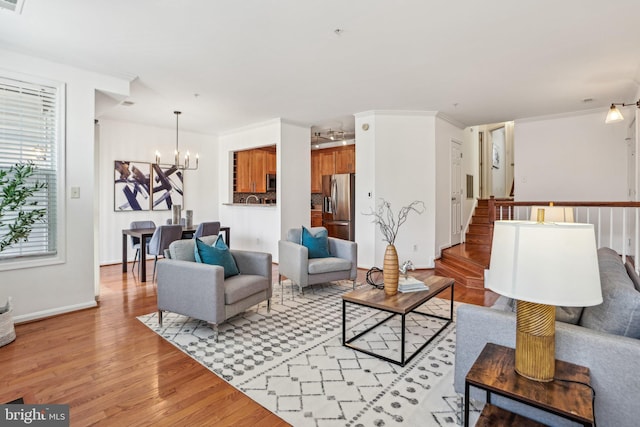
xmin=464 ymin=343 xmax=594 ymax=427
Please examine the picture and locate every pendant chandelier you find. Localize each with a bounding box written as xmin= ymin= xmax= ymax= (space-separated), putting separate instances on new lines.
xmin=154 ymin=111 xmax=199 ymax=170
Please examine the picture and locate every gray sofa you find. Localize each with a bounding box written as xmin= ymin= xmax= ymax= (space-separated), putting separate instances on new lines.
xmin=454 ymin=247 xmax=640 ymax=427
xmin=156 ymin=235 xmax=272 ymax=337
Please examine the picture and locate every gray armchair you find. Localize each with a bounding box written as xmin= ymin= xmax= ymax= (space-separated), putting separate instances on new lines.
xmin=278 ymin=227 xmax=357 ymax=302
xmin=157 ymin=235 xmax=272 ymax=340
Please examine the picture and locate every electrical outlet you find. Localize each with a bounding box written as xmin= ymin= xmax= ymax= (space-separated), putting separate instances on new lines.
xmin=413 ymin=244 xmax=418 ymax=252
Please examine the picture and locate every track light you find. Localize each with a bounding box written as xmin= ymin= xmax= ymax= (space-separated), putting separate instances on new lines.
xmin=605 ymin=100 xmax=640 ymax=124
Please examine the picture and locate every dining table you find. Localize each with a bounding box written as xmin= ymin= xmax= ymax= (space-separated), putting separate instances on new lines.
xmin=122 ymin=225 xmax=231 ymax=282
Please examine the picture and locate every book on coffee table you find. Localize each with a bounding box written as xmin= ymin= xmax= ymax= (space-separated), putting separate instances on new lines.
xmin=398 ymin=276 xmax=430 ymax=293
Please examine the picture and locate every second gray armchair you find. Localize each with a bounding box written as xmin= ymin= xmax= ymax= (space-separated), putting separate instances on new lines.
xmin=278 ymin=226 xmax=357 ymax=302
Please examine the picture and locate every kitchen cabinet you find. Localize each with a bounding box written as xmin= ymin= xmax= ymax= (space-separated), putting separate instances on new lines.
xmin=319 ymin=150 xmax=336 ymax=176
xmin=335 ymin=146 xmax=355 ymax=174
xmin=311 ymin=210 xmax=322 ymax=227
xmin=266 ymin=150 xmax=276 ymax=175
xmin=311 ymin=151 xmax=322 ymax=193
xmin=311 ymin=146 xmax=356 ymax=193
xmin=235 ymin=146 xmax=274 ymax=193
xmin=235 ymin=149 xmax=253 ymax=193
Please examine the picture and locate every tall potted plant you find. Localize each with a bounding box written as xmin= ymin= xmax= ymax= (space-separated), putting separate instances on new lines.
xmin=0 ymin=162 xmax=47 ymax=346
xmin=365 ymin=199 xmax=425 ymax=296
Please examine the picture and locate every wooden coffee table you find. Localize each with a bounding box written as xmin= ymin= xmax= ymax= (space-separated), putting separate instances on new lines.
xmin=342 ymin=275 xmax=454 ymax=366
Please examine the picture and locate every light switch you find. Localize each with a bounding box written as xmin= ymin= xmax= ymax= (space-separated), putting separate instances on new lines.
xmin=71 ymin=187 xmax=80 ymax=199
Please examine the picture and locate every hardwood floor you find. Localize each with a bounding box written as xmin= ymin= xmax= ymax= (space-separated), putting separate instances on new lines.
xmin=0 ymin=261 xmax=497 ymax=426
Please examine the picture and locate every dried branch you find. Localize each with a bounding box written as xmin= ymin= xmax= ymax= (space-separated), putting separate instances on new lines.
xmin=363 ymin=199 xmax=425 ymax=245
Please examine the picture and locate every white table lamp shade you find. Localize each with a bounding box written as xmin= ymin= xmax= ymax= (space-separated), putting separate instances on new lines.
xmin=486 ymin=221 xmax=602 ymax=307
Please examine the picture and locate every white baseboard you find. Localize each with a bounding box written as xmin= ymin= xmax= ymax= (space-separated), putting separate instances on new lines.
xmin=14 ymin=300 xmax=98 ymax=324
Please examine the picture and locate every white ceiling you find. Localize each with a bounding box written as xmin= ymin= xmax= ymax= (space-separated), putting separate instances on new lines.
xmin=1 ymin=0 xmax=639 ymax=135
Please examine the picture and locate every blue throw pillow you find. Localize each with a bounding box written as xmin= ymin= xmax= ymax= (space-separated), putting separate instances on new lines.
xmin=194 ymin=236 xmax=240 ymax=278
xmin=301 ymin=226 xmax=331 ymax=258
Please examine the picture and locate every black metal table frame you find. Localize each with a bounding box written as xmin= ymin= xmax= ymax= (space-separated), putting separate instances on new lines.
xmin=342 ymin=284 xmax=453 ymax=367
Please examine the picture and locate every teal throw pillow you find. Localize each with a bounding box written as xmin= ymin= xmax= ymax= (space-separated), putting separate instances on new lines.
xmin=301 ymin=226 xmax=331 ymax=259
xmin=194 ymin=236 xmax=240 ymax=278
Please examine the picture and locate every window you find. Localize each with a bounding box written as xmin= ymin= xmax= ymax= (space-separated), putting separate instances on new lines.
xmin=0 ymin=75 xmax=62 ymax=262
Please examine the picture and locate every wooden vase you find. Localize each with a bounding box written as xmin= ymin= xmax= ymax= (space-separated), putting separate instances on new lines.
xmin=383 ymin=244 xmax=399 ymax=296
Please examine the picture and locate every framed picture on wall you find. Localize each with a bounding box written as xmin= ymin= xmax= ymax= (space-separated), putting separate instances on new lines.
xmin=151 ymin=163 xmax=184 ymax=211
xmin=114 ymin=160 xmax=151 ymax=211
xmin=492 ymin=143 xmax=500 ymax=169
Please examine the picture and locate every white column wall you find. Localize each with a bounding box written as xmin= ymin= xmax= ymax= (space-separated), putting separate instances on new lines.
xmin=0 ymin=49 xmax=129 ymax=321
xmin=97 ymin=119 xmax=218 ymax=264
xmin=279 ymin=121 xmax=312 ymax=243
xmin=217 ymin=118 xmax=312 ymax=264
xmin=435 ymin=116 xmax=466 ymax=256
xmin=515 ymin=110 xmax=628 ymax=201
xmin=354 ymin=111 xmax=438 ymax=269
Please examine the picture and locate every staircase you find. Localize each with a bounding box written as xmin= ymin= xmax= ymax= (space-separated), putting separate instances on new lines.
xmin=435 ymin=199 xmax=493 ymax=289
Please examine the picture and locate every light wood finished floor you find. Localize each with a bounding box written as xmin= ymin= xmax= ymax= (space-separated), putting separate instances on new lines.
xmin=0 ymin=261 xmax=497 ymax=426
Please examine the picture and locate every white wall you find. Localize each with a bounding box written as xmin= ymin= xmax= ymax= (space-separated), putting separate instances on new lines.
xmin=435 ymin=116 xmax=466 ymax=255
xmin=279 ymin=120 xmax=312 ymax=240
xmin=491 ymin=127 xmax=506 ymax=197
xmin=97 ymin=119 xmax=218 ymax=264
xmin=0 ymin=49 xmax=129 ymax=321
xmin=354 ymin=111 xmax=440 ymax=269
xmin=218 ymin=119 xmax=309 ymax=262
xmin=462 ymin=126 xmax=479 ymax=229
xmin=515 ymin=110 xmax=628 ymax=201
xmin=354 ymin=113 xmax=377 ymax=269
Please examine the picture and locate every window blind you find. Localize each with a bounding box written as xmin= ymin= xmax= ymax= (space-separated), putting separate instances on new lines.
xmin=0 ymin=76 xmax=58 ymax=260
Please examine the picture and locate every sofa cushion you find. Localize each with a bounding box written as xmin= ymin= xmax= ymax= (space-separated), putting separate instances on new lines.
xmin=580 ymin=247 xmax=640 ymax=338
xmin=301 ymin=226 xmax=331 ymax=258
xmin=195 ymin=237 xmax=239 ymax=278
xmin=308 ymin=257 xmax=351 ymax=275
xmin=491 ymin=295 xmax=583 ymax=325
xmin=625 ymin=261 xmax=640 ymax=292
xmin=224 ymin=274 xmax=269 ymax=305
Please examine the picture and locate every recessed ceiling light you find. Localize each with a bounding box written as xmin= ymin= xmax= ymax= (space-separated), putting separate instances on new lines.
xmin=122 ymin=100 xmax=135 ymax=107
xmin=582 ymin=98 xmax=594 ymax=103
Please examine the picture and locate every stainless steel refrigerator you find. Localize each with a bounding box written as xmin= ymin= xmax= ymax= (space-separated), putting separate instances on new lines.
xmin=322 ymin=173 xmax=355 ymax=241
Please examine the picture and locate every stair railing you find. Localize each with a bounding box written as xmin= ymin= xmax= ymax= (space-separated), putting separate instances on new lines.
xmin=487 ymin=196 xmax=640 ymax=274
xmin=461 ymin=198 xmax=478 ymax=244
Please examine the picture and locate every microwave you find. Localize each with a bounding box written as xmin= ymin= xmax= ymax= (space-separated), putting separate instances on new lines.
xmin=266 ymin=174 xmax=276 ymax=192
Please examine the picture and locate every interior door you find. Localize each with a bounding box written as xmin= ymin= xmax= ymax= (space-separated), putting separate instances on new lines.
xmin=451 ymin=140 xmax=463 ymax=245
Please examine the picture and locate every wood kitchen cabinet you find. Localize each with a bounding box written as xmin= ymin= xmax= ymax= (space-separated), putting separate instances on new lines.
xmin=311 ymin=210 xmax=322 ymax=227
xmin=235 ymin=149 xmax=253 ymax=193
xmin=310 ymin=145 xmax=356 ymax=193
xmin=266 ymin=150 xmax=276 ymax=174
xmin=311 ymin=151 xmax=322 ymax=193
xmin=335 ymin=146 xmax=355 ymax=174
xmin=234 ymin=145 xmax=275 ymax=193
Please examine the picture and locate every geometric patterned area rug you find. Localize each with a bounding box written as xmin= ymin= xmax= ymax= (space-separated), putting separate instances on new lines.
xmin=138 ymin=280 xmax=481 ymax=426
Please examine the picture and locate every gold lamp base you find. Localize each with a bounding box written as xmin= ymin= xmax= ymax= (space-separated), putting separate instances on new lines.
xmin=515 ymin=300 xmax=556 ymax=382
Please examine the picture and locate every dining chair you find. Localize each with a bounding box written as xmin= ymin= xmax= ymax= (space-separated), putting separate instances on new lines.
xmin=130 ymin=220 xmax=156 ymax=273
xmin=166 ymin=218 xmax=186 ymax=225
xmin=193 ymin=221 xmax=221 ymax=239
xmin=147 ymin=224 xmax=184 ymax=281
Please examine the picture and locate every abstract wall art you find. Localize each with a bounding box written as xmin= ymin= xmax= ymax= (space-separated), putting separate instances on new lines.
xmin=114 ymin=161 xmax=151 ymax=211
xmin=151 ymin=163 xmax=183 ymax=211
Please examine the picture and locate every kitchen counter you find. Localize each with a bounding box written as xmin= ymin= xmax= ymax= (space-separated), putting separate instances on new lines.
xmin=223 ymin=203 xmax=277 ymax=207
